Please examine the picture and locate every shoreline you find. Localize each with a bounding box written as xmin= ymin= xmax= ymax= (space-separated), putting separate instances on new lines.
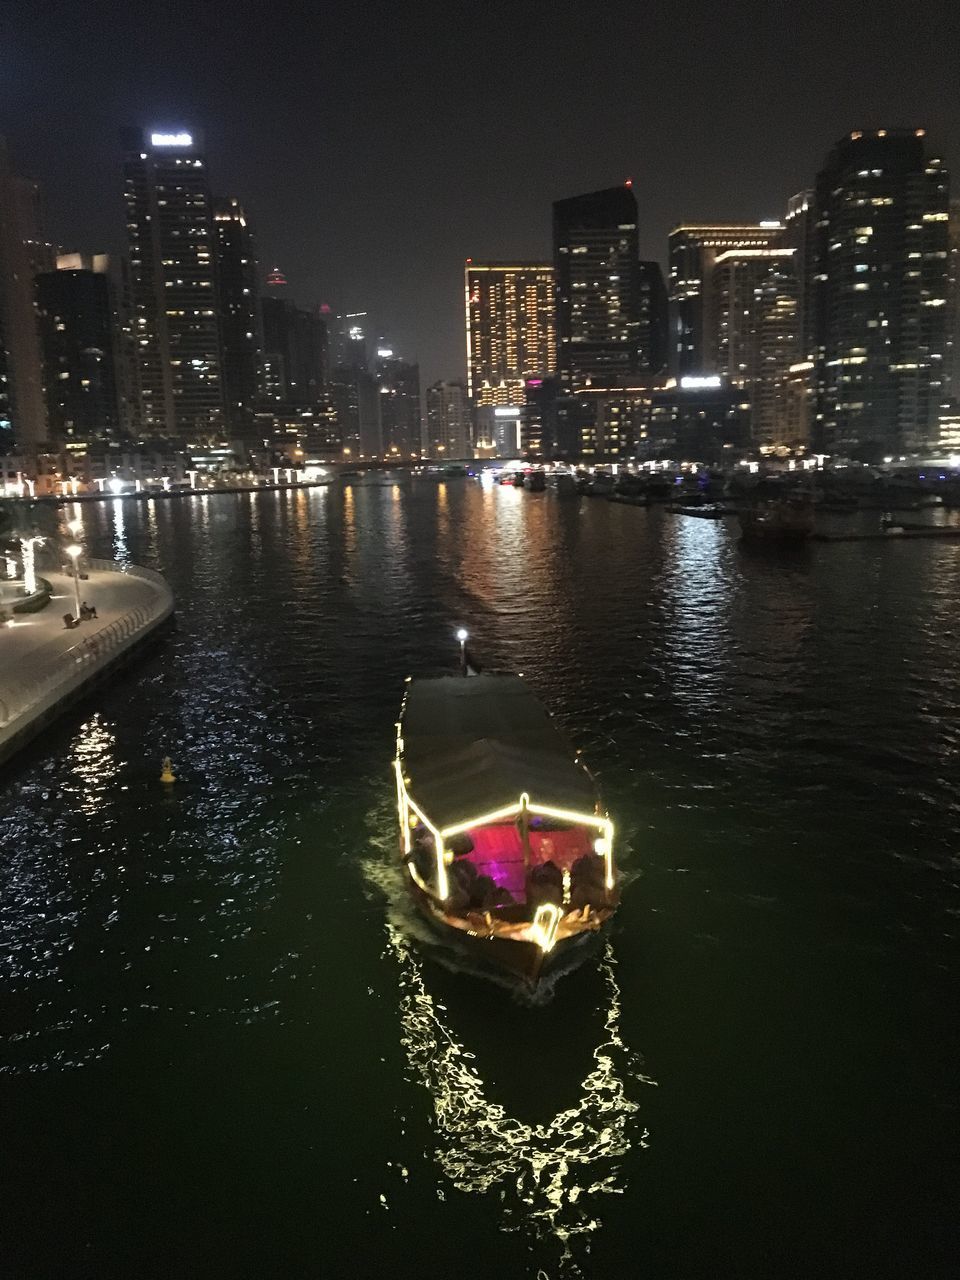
xmin=0 ymin=560 xmax=174 ymax=766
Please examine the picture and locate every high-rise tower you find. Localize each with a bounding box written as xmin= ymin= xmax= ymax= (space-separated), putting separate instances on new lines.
xmin=376 ymin=344 xmax=422 ymax=456
xmin=464 ymin=262 xmax=555 ymax=406
xmin=425 ymin=380 xmax=472 ymax=458
xmin=122 ymin=127 xmax=224 ymax=438
xmin=213 ymin=197 xmax=261 ymax=433
xmin=945 ymin=198 xmax=960 ymax=408
xmin=668 ymin=222 xmax=784 ymax=377
xmin=0 ymin=137 xmax=49 ymax=447
xmin=712 ymin=248 xmax=800 ymax=445
xmin=812 ymin=129 xmax=950 ymax=455
xmin=35 ymin=255 xmax=122 ymax=444
xmin=553 ymin=185 xmax=642 ymax=392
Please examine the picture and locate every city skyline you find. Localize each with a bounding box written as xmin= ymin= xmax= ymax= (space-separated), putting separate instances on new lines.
xmin=4 ymin=0 xmax=959 ymax=387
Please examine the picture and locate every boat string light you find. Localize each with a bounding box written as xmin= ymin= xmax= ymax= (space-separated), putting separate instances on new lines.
xmin=531 ymin=903 xmax=561 ymax=953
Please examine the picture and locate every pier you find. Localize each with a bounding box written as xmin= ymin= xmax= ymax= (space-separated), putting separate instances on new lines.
xmin=0 ymin=559 xmax=174 ymax=765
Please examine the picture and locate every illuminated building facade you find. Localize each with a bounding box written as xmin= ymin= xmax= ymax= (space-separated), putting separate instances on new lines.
xmin=122 ymin=127 xmax=224 ymax=438
xmin=668 ymin=222 xmax=783 ymax=377
xmin=946 ymin=198 xmax=960 ymax=405
xmin=0 ymin=137 xmax=49 ymax=446
xmin=645 ymin=378 xmax=749 ymax=462
xmin=522 ymin=376 xmax=559 ymax=456
xmin=553 ymin=186 xmax=642 ymax=392
xmin=260 ymin=296 xmax=326 ymax=407
xmin=783 ymin=191 xmax=816 ymax=358
xmin=35 ymin=256 xmax=122 ymax=443
xmin=425 ymin=380 xmax=472 ymax=457
xmin=812 ymin=129 xmax=951 ymax=456
xmin=376 ymin=346 xmax=422 ymax=456
xmin=638 ymin=260 xmax=668 ymax=374
xmin=339 ymin=312 xmax=369 ymax=371
xmin=712 ymin=248 xmax=801 ymax=445
xmin=465 ymin=262 xmax=555 ymax=406
xmin=213 ymin=197 xmax=261 ymax=432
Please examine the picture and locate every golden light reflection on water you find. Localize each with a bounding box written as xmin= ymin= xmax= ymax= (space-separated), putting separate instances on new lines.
xmin=111 ymin=497 xmax=129 ymax=561
xmin=386 ymin=922 xmax=655 ymax=1271
xmin=343 ymin=486 xmax=357 ymax=556
xmin=66 ymin=713 xmax=120 ymax=814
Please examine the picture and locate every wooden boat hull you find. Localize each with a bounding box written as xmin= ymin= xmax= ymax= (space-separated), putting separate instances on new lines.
xmin=405 ymin=872 xmax=608 ymax=989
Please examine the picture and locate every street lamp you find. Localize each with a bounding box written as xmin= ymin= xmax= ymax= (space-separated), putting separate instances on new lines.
xmin=456 ymin=627 xmax=468 ymax=675
xmin=65 ymin=544 xmax=82 ymax=620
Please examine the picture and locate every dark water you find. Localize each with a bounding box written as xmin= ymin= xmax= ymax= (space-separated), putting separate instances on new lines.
xmin=2 ymin=481 xmax=958 ymax=1279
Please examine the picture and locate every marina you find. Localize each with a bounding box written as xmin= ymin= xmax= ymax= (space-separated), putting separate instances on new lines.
xmin=2 ymin=483 xmax=956 ymax=1277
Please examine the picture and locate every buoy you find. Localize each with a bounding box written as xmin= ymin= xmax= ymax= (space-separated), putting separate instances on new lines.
xmin=160 ymin=756 xmax=176 ymax=784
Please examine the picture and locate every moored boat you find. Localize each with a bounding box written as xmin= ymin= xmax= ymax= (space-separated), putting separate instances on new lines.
xmin=737 ymin=496 xmax=815 ymax=542
xmin=666 ymin=502 xmax=726 ymax=518
xmin=394 ymin=669 xmax=618 ymax=988
xmin=551 ymin=471 xmax=578 ymax=495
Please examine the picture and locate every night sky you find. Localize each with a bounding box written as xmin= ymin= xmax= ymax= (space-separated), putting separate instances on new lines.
xmin=4 ymin=0 xmax=959 ymax=385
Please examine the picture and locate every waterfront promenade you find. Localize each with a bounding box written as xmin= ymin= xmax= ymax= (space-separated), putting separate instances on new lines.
xmin=0 ymin=559 xmax=173 ymax=763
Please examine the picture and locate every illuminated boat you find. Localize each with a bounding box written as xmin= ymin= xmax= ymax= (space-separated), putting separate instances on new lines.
xmin=394 ymin=671 xmax=618 ymax=987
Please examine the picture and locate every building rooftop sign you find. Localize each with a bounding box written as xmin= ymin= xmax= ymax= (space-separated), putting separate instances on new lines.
xmin=150 ymin=132 xmax=192 ymax=147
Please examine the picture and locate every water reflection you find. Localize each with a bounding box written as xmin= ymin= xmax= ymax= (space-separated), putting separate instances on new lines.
xmin=659 ymin=514 xmax=734 ymax=708
xmin=65 ymin=713 xmax=120 ymax=815
xmin=386 ymin=922 xmax=653 ymax=1272
xmin=111 ymin=497 xmax=129 ymax=562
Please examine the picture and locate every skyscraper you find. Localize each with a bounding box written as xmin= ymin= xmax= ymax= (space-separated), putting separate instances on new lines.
xmin=122 ymin=127 xmax=223 ymax=438
xmin=213 ymin=197 xmax=261 ymax=433
xmin=638 ymin=260 xmax=668 ymax=375
xmin=376 ymin=345 xmax=422 ymax=457
xmin=553 ymin=185 xmax=642 ymax=392
xmin=464 ymin=262 xmax=555 ymax=406
xmin=35 ymin=255 xmax=121 ymax=443
xmin=946 ymin=198 xmax=960 ymax=408
xmin=812 ymin=129 xmax=951 ymax=456
xmin=260 ymin=296 xmax=327 ymax=406
xmin=0 ymin=137 xmax=49 ymax=447
xmin=668 ymin=222 xmax=784 ymax=376
xmin=339 ymin=312 xmax=369 ymax=371
xmin=782 ymin=192 xmax=816 ymax=357
xmin=425 ymin=380 xmax=472 ymax=458
xmin=712 ymin=247 xmax=800 ymax=445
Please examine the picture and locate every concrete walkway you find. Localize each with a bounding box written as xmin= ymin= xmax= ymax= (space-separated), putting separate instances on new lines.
xmin=0 ymin=560 xmax=174 ymax=762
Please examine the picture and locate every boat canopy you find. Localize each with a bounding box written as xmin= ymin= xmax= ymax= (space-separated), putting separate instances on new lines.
xmin=400 ymin=674 xmax=597 ymax=831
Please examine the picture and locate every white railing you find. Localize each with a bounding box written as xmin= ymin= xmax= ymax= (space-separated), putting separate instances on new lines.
xmin=0 ymin=565 xmax=173 ymax=729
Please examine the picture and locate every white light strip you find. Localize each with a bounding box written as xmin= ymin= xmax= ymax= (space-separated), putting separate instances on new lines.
xmin=531 ymin=903 xmax=561 ymax=953
xmin=439 ymin=802 xmax=523 ymax=838
xmin=528 ymin=803 xmax=615 ymax=889
xmin=396 ymin=768 xmax=448 ymax=900
xmin=398 ymin=768 xmax=616 ymax=899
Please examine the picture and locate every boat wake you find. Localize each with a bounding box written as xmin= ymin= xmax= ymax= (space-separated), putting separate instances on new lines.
xmin=360 ymin=827 xmax=657 ymax=1275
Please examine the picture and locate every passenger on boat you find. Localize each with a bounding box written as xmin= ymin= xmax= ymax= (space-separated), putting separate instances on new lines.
xmin=569 ymin=852 xmax=606 ymax=909
xmin=411 ymin=827 xmax=435 ymax=882
xmin=447 ymin=858 xmax=514 ymax=911
xmin=446 ymin=856 xmax=477 ymax=910
xmin=526 ymin=860 xmax=563 ymax=908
